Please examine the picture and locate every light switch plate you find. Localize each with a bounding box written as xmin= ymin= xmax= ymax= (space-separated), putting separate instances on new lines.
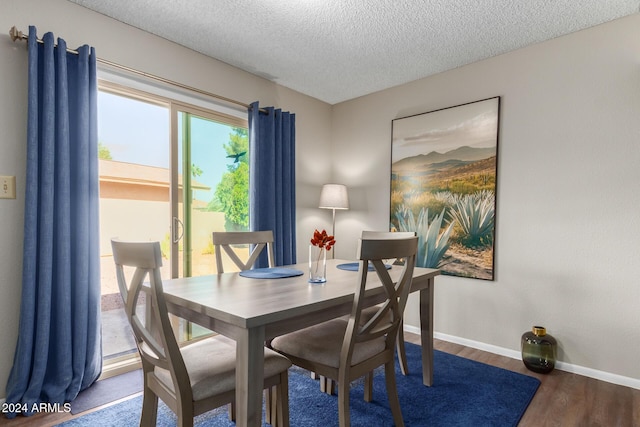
xmin=0 ymin=176 xmax=16 ymax=199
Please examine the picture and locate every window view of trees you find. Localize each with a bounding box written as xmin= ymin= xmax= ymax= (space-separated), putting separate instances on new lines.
xmin=98 ymin=141 xmax=112 ymax=160
xmin=210 ymin=127 xmax=249 ymax=231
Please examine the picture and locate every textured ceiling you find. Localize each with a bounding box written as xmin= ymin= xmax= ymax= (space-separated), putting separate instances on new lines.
xmin=66 ymin=0 xmax=639 ymax=104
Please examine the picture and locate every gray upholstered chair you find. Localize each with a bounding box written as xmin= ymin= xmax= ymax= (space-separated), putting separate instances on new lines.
xmin=111 ymin=239 xmax=291 ymax=427
xmin=212 ymin=230 xmax=275 ymax=273
xmin=271 ymin=234 xmax=418 ymax=427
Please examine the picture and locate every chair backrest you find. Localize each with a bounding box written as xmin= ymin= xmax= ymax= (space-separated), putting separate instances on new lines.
xmin=212 ymin=230 xmax=275 ymax=273
xmin=361 ymin=231 xmax=416 ymax=240
xmin=341 ymin=233 xmax=418 ymax=367
xmin=361 ymin=231 xmax=416 ymax=264
xmin=111 ymin=239 xmax=192 ymax=403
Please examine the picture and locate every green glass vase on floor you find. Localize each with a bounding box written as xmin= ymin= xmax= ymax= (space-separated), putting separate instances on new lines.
xmin=521 ymin=326 xmax=557 ymax=374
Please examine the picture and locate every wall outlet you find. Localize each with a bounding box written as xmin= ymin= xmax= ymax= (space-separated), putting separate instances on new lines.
xmin=0 ymin=176 xmax=16 ymax=199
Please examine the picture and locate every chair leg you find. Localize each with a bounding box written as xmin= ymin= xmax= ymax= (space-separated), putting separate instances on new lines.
xmin=338 ymin=377 xmax=351 ymax=427
xmin=276 ymin=371 xmax=290 ymax=427
xmin=266 ymin=386 xmax=282 ymax=426
xmin=227 ymin=402 xmax=236 ymax=421
xmin=176 ymin=413 xmax=195 ymax=427
xmin=266 ymin=388 xmax=274 ymax=425
xmin=320 ymin=375 xmax=335 ymax=395
xmin=140 ymin=390 xmax=159 ymax=427
xmin=397 ymin=321 xmax=409 ymax=375
xmin=384 ymin=360 xmax=405 ymax=427
xmin=176 ymin=400 xmax=195 ymax=427
xmin=364 ymin=372 xmax=373 ymax=402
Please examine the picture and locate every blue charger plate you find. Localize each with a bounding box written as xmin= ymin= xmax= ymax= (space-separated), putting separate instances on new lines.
xmin=336 ymin=262 xmax=392 ymax=272
xmin=239 ymin=267 xmax=304 ymax=279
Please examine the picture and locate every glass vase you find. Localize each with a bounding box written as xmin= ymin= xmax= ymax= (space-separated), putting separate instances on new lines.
xmin=308 ymin=245 xmax=327 ymax=284
xmin=521 ymin=326 xmax=557 ymax=374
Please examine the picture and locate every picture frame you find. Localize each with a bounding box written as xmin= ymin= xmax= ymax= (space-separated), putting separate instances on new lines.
xmin=390 ymin=97 xmax=500 ymax=280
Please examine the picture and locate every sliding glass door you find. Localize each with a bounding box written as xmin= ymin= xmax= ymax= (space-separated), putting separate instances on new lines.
xmin=98 ymin=86 xmax=172 ymax=364
xmin=98 ymin=82 xmax=248 ymax=370
xmin=173 ymin=106 xmax=249 ymax=339
xmin=174 ymin=106 xmax=249 ymax=277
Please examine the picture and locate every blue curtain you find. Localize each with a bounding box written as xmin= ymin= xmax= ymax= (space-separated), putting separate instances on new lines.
xmin=248 ymin=102 xmax=297 ymax=267
xmin=4 ymin=27 xmax=102 ymax=417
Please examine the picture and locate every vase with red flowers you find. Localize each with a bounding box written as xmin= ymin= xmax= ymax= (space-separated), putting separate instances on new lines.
xmin=309 ymin=229 xmax=335 ymax=283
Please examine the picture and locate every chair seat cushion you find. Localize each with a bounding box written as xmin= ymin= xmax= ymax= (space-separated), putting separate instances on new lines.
xmin=271 ymin=317 xmax=385 ymax=369
xmin=155 ymin=335 xmax=291 ymax=401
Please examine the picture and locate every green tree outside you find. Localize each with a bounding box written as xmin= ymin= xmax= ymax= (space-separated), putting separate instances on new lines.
xmin=98 ymin=141 xmax=112 ymax=160
xmin=212 ymin=127 xmax=249 ymax=231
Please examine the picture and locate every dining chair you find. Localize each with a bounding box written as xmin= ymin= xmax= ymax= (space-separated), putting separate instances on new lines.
xmin=111 ymin=239 xmax=291 ymax=427
xmin=361 ymin=230 xmax=416 ymax=376
xmin=271 ymin=234 xmax=418 ymax=427
xmin=211 ymin=229 xmax=283 ymax=423
xmin=318 ymin=230 xmax=417 ymax=397
xmin=212 ymin=230 xmax=275 ymax=273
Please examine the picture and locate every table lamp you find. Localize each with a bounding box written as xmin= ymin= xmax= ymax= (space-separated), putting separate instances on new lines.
xmin=319 ymin=184 xmax=349 ymax=258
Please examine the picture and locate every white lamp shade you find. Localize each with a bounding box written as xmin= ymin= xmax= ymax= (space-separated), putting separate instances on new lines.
xmin=319 ymin=184 xmax=349 ymax=210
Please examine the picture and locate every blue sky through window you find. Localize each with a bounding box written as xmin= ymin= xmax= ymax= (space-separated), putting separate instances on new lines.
xmin=98 ymin=90 xmax=239 ymax=203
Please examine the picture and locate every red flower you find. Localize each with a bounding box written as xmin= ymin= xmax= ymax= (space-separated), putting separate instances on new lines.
xmin=310 ymin=229 xmax=335 ymax=251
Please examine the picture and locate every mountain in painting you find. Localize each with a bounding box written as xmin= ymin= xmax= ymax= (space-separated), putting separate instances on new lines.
xmin=393 ymin=146 xmax=495 ymax=172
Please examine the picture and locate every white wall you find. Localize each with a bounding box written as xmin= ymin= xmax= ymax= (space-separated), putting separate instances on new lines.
xmin=331 ymin=14 xmax=640 ymax=385
xmin=0 ymin=0 xmax=332 ymax=398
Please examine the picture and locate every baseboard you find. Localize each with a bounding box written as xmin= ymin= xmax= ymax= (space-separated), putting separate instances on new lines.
xmin=404 ymin=325 xmax=640 ymax=390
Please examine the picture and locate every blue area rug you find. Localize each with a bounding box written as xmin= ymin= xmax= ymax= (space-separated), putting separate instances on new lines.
xmin=57 ymin=343 xmax=539 ymax=426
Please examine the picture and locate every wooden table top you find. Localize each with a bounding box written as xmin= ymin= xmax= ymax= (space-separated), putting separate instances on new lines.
xmin=161 ymin=258 xmax=440 ymax=330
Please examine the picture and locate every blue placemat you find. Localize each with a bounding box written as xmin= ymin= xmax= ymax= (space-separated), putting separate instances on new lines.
xmin=337 ymin=262 xmax=392 ymax=271
xmin=239 ymin=267 xmax=304 ymax=279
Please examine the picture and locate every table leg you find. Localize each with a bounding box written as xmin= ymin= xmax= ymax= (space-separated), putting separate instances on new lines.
xmin=236 ymin=326 xmax=265 ymax=427
xmin=419 ymin=278 xmax=434 ymax=386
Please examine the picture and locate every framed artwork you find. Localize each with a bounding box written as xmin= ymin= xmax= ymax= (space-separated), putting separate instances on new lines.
xmin=390 ymin=97 xmax=500 ymax=280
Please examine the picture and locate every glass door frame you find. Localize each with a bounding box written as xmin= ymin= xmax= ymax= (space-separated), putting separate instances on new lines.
xmin=169 ymin=102 xmax=248 ymax=280
xmin=97 ymin=80 xmax=172 ymax=378
xmin=170 ymin=103 xmax=248 ymax=341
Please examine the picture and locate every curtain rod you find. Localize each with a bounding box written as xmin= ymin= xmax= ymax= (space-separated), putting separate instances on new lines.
xmin=9 ymin=26 xmax=265 ymax=113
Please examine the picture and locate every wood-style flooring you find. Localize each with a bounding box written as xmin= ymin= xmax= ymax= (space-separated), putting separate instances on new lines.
xmin=1 ymin=332 xmax=638 ymax=426
xmin=406 ymin=336 xmax=640 ymax=427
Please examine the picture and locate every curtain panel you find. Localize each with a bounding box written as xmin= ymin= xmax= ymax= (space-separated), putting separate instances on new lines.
xmin=248 ymin=102 xmax=297 ymax=267
xmin=4 ymin=26 xmax=101 ymax=417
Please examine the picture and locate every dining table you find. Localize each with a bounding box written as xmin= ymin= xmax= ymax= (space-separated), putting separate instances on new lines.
xmin=160 ymin=258 xmax=440 ymax=427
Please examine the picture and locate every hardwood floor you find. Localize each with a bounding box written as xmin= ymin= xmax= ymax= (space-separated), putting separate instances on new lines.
xmin=1 ymin=332 xmax=638 ymax=426
xmin=405 ymin=335 xmax=640 ymax=427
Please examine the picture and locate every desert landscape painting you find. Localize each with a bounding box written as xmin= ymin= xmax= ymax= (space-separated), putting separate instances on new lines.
xmin=390 ymin=97 xmax=500 ymax=280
